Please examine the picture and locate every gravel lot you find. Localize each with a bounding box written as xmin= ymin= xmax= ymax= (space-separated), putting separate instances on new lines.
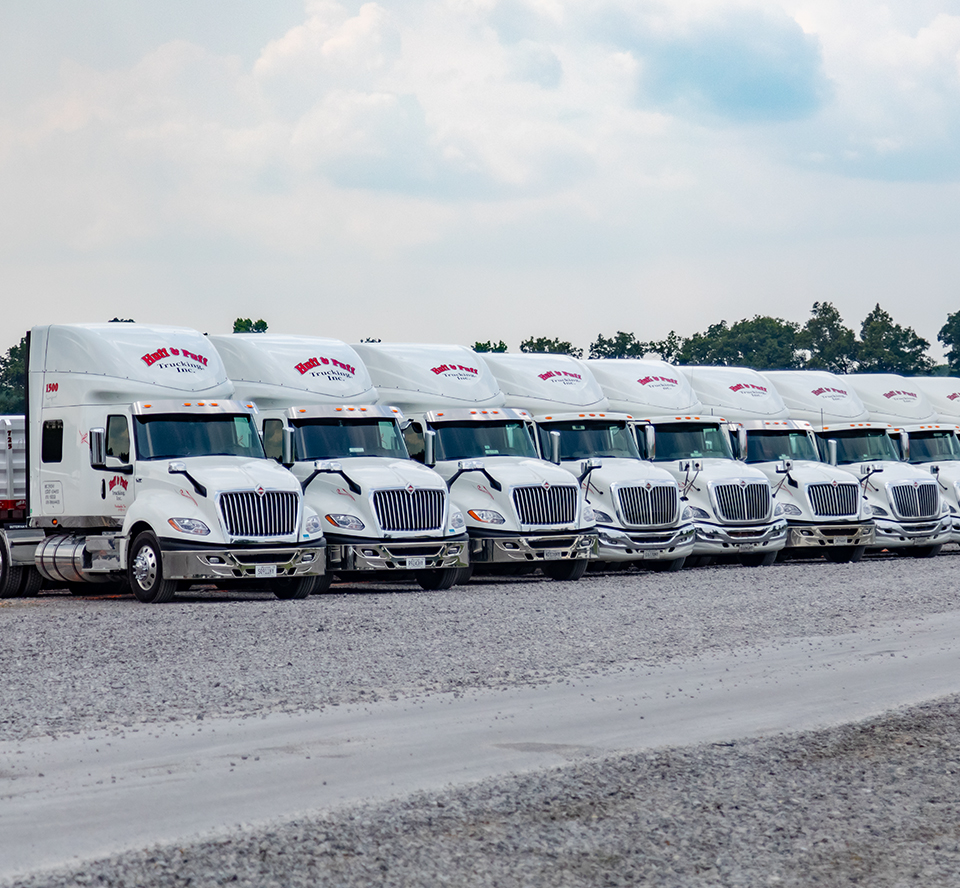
xmin=4 ymin=549 xmax=960 ymax=885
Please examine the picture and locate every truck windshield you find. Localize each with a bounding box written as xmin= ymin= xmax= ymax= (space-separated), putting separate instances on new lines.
xmin=653 ymin=423 xmax=733 ymax=461
xmin=538 ymin=420 xmax=640 ymax=460
xmin=817 ymin=429 xmax=900 ymax=464
xmin=908 ymin=430 xmax=960 ymax=463
xmin=745 ymin=430 xmax=819 ymax=463
xmin=135 ymin=414 xmax=265 ymax=460
xmin=432 ymin=421 xmax=537 ymax=461
xmin=293 ymin=418 xmax=408 ymax=460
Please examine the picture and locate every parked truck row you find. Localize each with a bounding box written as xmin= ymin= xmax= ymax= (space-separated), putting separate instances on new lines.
xmin=0 ymin=322 xmax=957 ymax=603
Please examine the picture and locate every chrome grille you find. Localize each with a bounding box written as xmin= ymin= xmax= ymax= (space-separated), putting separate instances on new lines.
xmin=808 ymin=483 xmax=860 ymax=518
xmin=713 ymin=482 xmax=771 ymax=523
xmin=513 ymin=485 xmax=578 ymax=525
xmin=373 ymin=488 xmax=445 ymax=532
xmin=890 ymin=482 xmax=939 ymax=519
xmin=219 ymin=491 xmax=299 ymax=537
xmin=618 ymin=485 xmax=679 ymax=527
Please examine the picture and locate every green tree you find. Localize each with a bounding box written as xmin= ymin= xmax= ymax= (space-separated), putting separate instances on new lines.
xmin=473 ymin=340 xmax=508 ymax=353
xmin=799 ymin=301 xmax=857 ymax=373
xmin=857 ymin=304 xmax=933 ymax=374
xmin=937 ymin=310 xmax=960 ymax=375
xmin=677 ymin=316 xmax=803 ymax=369
xmin=643 ymin=331 xmax=685 ymax=364
xmin=589 ymin=331 xmax=646 ymax=359
xmin=0 ymin=336 xmax=27 ymax=414
xmin=519 ymin=336 xmax=583 ymax=359
xmin=233 ymin=318 xmax=268 ymax=333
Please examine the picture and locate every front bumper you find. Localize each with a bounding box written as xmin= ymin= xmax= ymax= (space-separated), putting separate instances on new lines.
xmin=468 ymin=529 xmax=598 ymax=564
xmin=693 ymin=518 xmax=788 ymax=556
xmin=785 ymin=522 xmax=876 ymax=550
xmin=594 ymin=522 xmax=696 ymax=563
xmin=159 ymin=539 xmax=326 ymax=581
xmin=325 ymin=533 xmax=468 ymax=573
xmin=871 ymin=516 xmax=953 ymax=549
xmin=951 ymin=516 xmax=960 ymax=543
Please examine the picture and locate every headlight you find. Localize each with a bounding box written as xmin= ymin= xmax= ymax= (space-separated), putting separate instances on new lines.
xmin=168 ymin=517 xmax=210 ymax=535
xmin=871 ymin=505 xmax=888 ymax=517
xmin=582 ymin=506 xmax=595 ymax=524
xmin=778 ymin=504 xmax=802 ymax=517
xmin=468 ymin=509 xmax=505 ymax=524
xmin=592 ymin=509 xmax=614 ymax=524
xmin=304 ymin=514 xmax=323 ymax=534
xmin=450 ymin=508 xmax=466 ymax=530
xmin=326 ymin=514 xmax=365 ymax=530
xmin=684 ymin=506 xmax=710 ymax=521
xmin=862 ymin=503 xmax=873 ymax=517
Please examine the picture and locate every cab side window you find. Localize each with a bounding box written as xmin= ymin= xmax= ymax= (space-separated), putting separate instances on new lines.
xmin=41 ymin=420 xmax=63 ymax=463
xmin=262 ymin=419 xmax=284 ymax=462
xmin=403 ymin=422 xmax=425 ymax=463
xmin=106 ymin=415 xmax=130 ymax=463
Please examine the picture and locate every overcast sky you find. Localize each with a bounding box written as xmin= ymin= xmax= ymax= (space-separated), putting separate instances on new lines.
xmin=2 ymin=0 xmax=959 ymax=357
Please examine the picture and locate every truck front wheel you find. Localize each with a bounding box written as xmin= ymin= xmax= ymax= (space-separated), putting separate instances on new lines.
xmin=416 ymin=568 xmax=459 ymax=591
xmin=738 ymin=551 xmax=778 ymax=567
xmin=541 ymin=558 xmax=589 ymax=581
xmin=0 ymin=540 xmax=24 ymax=599
xmin=825 ymin=546 xmax=866 ymax=564
xmin=273 ymin=577 xmax=317 ymax=599
xmin=128 ymin=532 xmax=177 ymax=603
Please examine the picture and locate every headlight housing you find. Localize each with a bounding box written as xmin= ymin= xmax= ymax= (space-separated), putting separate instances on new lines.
xmin=592 ymin=509 xmax=614 ymax=524
xmin=450 ymin=508 xmax=466 ymax=530
xmin=168 ymin=517 xmax=210 ymax=535
xmin=326 ymin=513 xmax=365 ymax=531
xmin=468 ymin=509 xmax=505 ymax=524
xmin=684 ymin=506 xmax=710 ymax=521
xmin=582 ymin=506 xmax=595 ymax=524
xmin=778 ymin=503 xmax=803 ymax=517
xmin=304 ymin=514 xmax=323 ymax=535
xmin=871 ymin=505 xmax=889 ymax=517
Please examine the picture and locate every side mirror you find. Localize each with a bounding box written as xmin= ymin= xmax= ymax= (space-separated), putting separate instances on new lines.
xmin=899 ymin=429 xmax=909 ymax=461
xmin=737 ymin=427 xmax=747 ymax=460
xmin=692 ymin=460 xmax=703 ymax=472
xmin=644 ymin=425 xmax=656 ymax=460
xmin=168 ymin=461 xmax=187 ymax=474
xmin=776 ymin=459 xmax=793 ymax=474
xmin=89 ymin=428 xmax=106 ymax=468
xmin=281 ymin=428 xmax=295 ymax=467
xmin=424 ymin=430 xmax=436 ymax=467
xmin=549 ymin=430 xmax=561 ymax=464
xmin=827 ymin=439 xmax=838 ymax=466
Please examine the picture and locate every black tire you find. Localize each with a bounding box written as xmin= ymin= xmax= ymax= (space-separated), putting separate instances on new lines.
xmin=454 ymin=565 xmax=474 ymax=585
xmin=310 ymin=573 xmax=334 ymax=595
xmin=909 ymin=544 xmax=943 ymax=559
xmin=738 ymin=551 xmax=778 ymax=567
xmin=18 ymin=567 xmax=42 ymax=598
xmin=0 ymin=539 xmax=24 ymax=599
xmin=649 ymin=556 xmax=687 ymax=573
xmin=416 ymin=568 xmax=459 ymax=591
xmin=273 ymin=576 xmax=317 ymax=600
xmin=685 ymin=555 xmax=714 ymax=568
xmin=825 ymin=545 xmax=866 ymax=564
xmin=128 ymin=532 xmax=177 ymax=603
xmin=541 ymin=558 xmax=589 ymax=581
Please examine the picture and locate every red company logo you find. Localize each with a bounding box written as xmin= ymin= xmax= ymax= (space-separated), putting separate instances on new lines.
xmin=812 ymin=387 xmax=847 ymax=397
xmin=431 ymin=364 xmax=478 ymax=376
xmin=638 ymin=376 xmax=678 ymax=386
xmin=948 ymin=393 xmax=960 ymax=402
xmin=882 ymin=390 xmax=917 ymax=400
xmin=295 ymin=356 xmax=356 ymax=376
xmin=108 ymin=475 xmax=128 ymax=492
xmin=141 ymin=347 xmax=208 ymax=367
xmin=729 ymin=383 xmax=767 ymax=394
xmin=538 ymin=370 xmax=582 ymax=381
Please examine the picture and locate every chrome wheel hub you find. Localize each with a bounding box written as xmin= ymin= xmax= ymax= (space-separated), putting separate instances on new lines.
xmin=132 ymin=546 xmax=159 ymax=590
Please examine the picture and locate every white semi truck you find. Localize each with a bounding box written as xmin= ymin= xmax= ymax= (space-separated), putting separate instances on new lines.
xmin=209 ymin=334 xmax=469 ymax=591
xmin=844 ymin=373 xmax=960 ymax=541
xmin=0 ymin=324 xmax=326 ymax=603
xmin=589 ymin=359 xmax=787 ymax=566
xmin=481 ymin=352 xmax=695 ymax=570
xmin=764 ymin=370 xmax=951 ymax=557
xmin=682 ymin=366 xmax=874 ymax=562
xmin=352 ymin=343 xmax=597 ymax=581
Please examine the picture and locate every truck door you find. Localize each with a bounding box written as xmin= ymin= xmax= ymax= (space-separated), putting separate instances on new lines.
xmin=101 ymin=414 xmax=135 ymax=516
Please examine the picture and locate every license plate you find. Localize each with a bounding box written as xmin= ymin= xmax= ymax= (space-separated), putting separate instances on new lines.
xmin=544 ymin=550 xmax=563 ymax=560
xmin=738 ymin=543 xmax=759 ymax=552
xmin=255 ymin=564 xmax=277 ymax=578
xmin=406 ymin=557 xmax=426 ymax=569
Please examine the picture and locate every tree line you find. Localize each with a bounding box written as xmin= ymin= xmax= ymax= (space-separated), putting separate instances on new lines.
xmin=1 ymin=305 xmax=957 ymax=414
xmin=477 ymin=303 xmax=960 ymax=378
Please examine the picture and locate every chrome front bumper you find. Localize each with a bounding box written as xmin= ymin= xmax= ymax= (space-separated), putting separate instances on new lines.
xmin=469 ymin=531 xmax=598 ymax=564
xmin=326 ymin=537 xmax=468 ymax=572
xmin=786 ymin=522 xmax=875 ymax=550
xmin=161 ymin=543 xmax=326 ymax=581
xmin=595 ymin=523 xmax=696 ymax=563
xmin=693 ymin=519 xmax=788 ymax=556
xmin=871 ymin=516 xmax=953 ymax=549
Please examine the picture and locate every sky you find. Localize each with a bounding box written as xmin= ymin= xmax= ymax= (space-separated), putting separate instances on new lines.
xmin=2 ymin=0 xmax=960 ymax=358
